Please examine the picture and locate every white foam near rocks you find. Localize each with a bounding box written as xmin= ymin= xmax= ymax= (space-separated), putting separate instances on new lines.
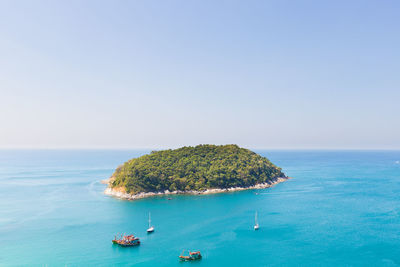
xmin=104 ymin=177 xmax=290 ymax=201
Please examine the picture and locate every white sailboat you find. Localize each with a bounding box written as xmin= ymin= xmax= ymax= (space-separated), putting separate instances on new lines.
xmin=147 ymin=212 xmax=154 ymax=233
xmin=254 ymin=211 xmax=259 ymax=230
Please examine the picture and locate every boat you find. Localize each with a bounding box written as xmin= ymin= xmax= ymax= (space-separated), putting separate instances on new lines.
xmin=112 ymin=234 xmax=140 ymax=246
xmin=147 ymin=212 xmax=154 ymax=233
xmin=179 ymin=250 xmax=202 ymax=261
xmin=254 ymin=211 xmax=259 ymax=230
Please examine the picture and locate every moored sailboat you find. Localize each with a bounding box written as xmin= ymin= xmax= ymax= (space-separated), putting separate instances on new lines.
xmin=147 ymin=212 xmax=154 ymax=233
xmin=254 ymin=211 xmax=259 ymax=230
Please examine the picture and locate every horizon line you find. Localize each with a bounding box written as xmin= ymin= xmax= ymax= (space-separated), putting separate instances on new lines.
xmin=0 ymin=146 xmax=399 ymax=151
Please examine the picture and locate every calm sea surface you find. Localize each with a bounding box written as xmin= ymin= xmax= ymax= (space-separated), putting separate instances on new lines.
xmin=1 ymin=150 xmax=400 ymax=266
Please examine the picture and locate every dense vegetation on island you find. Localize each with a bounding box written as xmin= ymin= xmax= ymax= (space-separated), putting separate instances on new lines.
xmin=110 ymin=144 xmax=285 ymax=194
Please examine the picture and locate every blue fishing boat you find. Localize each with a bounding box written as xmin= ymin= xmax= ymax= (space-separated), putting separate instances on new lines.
xmin=179 ymin=250 xmax=202 ymax=261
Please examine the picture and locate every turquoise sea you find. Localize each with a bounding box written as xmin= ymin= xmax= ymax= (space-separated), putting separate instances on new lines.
xmin=1 ymin=150 xmax=400 ymax=266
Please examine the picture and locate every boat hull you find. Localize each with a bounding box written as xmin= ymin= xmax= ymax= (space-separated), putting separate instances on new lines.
xmin=179 ymin=256 xmax=202 ymax=261
xmin=113 ymin=240 xmax=140 ymax=247
xmin=118 ymin=242 xmax=140 ymax=247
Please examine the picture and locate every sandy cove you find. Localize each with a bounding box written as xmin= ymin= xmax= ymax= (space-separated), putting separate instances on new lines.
xmin=103 ymin=176 xmax=290 ymax=201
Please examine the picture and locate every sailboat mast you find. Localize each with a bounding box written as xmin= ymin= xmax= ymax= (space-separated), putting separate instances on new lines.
xmin=149 ymin=212 xmax=151 ymax=228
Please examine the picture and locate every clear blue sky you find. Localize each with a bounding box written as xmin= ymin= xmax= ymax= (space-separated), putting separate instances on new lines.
xmin=0 ymin=0 xmax=399 ymax=149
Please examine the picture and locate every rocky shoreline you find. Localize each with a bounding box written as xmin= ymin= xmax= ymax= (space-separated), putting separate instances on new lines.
xmin=103 ymin=176 xmax=290 ymax=201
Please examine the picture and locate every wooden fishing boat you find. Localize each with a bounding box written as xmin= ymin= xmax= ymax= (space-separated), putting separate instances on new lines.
xmin=112 ymin=234 xmax=140 ymax=247
xmin=179 ymin=250 xmax=202 ymax=261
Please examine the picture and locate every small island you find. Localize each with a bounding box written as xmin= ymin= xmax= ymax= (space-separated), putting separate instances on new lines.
xmin=104 ymin=144 xmax=288 ymax=200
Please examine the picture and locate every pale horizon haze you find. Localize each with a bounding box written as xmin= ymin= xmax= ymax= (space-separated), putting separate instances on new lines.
xmin=1 ymin=0 xmax=399 ymax=150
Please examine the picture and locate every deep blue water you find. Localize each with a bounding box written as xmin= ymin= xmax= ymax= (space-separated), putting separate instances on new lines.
xmin=1 ymin=150 xmax=400 ymax=266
